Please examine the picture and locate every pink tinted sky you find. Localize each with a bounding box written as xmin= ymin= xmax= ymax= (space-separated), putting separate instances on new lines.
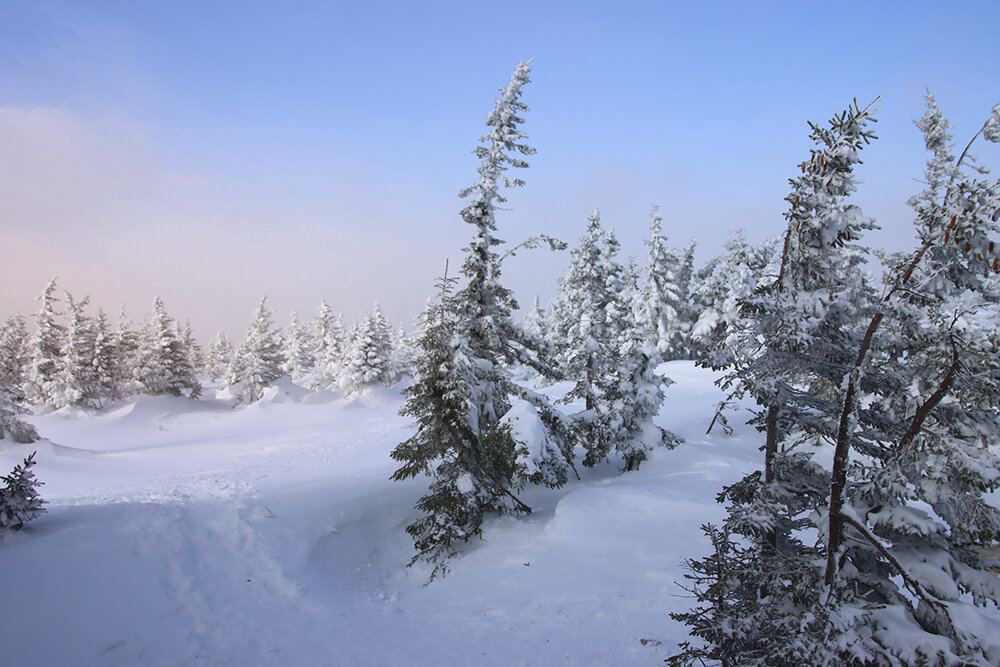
xmin=2 ymin=0 xmax=999 ymax=339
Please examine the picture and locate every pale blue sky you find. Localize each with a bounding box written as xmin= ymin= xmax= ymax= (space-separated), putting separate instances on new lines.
xmin=2 ymin=1 xmax=999 ymax=338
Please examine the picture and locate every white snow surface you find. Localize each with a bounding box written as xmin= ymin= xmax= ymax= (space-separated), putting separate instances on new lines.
xmin=0 ymin=362 xmax=765 ymax=665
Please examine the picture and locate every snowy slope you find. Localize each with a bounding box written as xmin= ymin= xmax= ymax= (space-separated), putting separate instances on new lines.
xmin=0 ymin=362 xmax=763 ymax=665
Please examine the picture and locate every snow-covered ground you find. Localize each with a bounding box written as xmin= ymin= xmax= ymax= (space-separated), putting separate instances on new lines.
xmin=0 ymin=362 xmax=764 ymax=665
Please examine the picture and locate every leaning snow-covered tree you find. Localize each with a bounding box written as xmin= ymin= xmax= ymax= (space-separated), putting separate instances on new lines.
xmin=673 ymin=97 xmax=1000 ymax=666
xmin=670 ymin=98 xmax=882 ymax=665
xmin=391 ymin=61 xmax=574 ymax=579
xmin=227 ymin=295 xmax=286 ymax=404
xmin=0 ymin=315 xmax=38 ymax=443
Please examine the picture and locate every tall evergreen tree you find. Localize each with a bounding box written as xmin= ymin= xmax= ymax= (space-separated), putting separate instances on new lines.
xmin=392 ymin=61 xmax=573 ymax=577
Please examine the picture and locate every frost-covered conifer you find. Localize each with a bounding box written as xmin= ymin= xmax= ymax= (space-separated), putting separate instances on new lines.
xmin=311 ymin=301 xmax=346 ymax=389
xmin=671 ymin=98 xmax=881 ymax=665
xmin=205 ymin=331 xmax=235 ymax=382
xmin=811 ymin=95 xmax=1000 ymax=664
xmin=134 ymin=297 xmax=201 ymax=398
xmin=282 ymin=310 xmax=315 ymax=379
xmin=598 ymin=320 xmax=680 ymax=471
xmin=389 ymin=323 xmax=415 ymax=381
xmin=522 ymin=295 xmax=547 ymax=340
xmin=552 ymin=210 xmax=618 ymax=412
xmin=392 ymin=62 xmax=573 ymax=577
xmin=674 ymin=97 xmax=1000 ymax=666
xmin=227 ymin=295 xmax=285 ymax=404
xmin=0 ymin=452 xmax=45 ymax=531
xmin=342 ymin=302 xmax=395 ymax=391
xmin=91 ymin=309 xmax=117 ymax=406
xmin=27 ymin=278 xmax=65 ymax=407
xmin=636 ymin=207 xmax=687 ymax=360
xmin=112 ymin=305 xmax=141 ymax=398
xmin=0 ymin=315 xmax=38 ymax=443
xmin=177 ymin=320 xmax=204 ymax=380
xmin=60 ymin=292 xmax=98 ymax=408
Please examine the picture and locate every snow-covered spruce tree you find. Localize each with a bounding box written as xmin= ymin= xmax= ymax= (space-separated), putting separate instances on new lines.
xmin=389 ymin=322 xmax=416 ymax=382
xmin=26 ymin=278 xmax=65 ymax=407
xmin=598 ymin=315 xmax=681 ymax=472
xmin=391 ymin=61 xmax=574 ymax=578
xmin=552 ymin=210 xmax=619 ymax=415
xmin=670 ymin=99 xmax=882 ymax=665
xmin=342 ymin=302 xmax=395 ymax=392
xmin=674 ymin=238 xmax=698 ymax=358
xmin=282 ymin=310 xmax=316 ymax=380
xmin=111 ymin=305 xmax=141 ymax=398
xmin=390 ymin=267 xmax=496 ymax=579
xmin=177 ymin=320 xmax=204 ymax=381
xmin=134 ymin=297 xmax=201 ymax=398
xmin=60 ymin=292 xmax=99 ymax=408
xmin=0 ymin=452 xmax=44 ymax=531
xmin=522 ymin=295 xmax=547 ymax=340
xmin=91 ymin=309 xmax=117 ymax=407
xmin=636 ymin=207 xmax=688 ymax=361
xmin=311 ymin=301 xmax=346 ymax=389
xmin=0 ymin=315 xmax=38 ymax=443
xmin=227 ymin=295 xmax=286 ymax=404
xmin=204 ymin=331 xmax=235 ymax=381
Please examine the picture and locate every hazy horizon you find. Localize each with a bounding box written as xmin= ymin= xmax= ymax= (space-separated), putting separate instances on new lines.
xmin=3 ymin=0 xmax=999 ymax=340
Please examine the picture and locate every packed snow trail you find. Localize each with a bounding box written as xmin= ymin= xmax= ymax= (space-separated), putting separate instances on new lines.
xmin=0 ymin=363 xmax=762 ymax=665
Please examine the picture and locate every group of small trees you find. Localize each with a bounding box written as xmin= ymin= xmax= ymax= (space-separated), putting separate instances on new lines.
xmin=0 ymin=286 xmax=414 ymax=413
xmin=11 ymin=281 xmax=201 ymax=412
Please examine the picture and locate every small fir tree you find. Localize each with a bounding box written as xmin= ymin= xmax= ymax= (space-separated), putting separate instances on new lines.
xmin=0 ymin=452 xmax=45 ymax=531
